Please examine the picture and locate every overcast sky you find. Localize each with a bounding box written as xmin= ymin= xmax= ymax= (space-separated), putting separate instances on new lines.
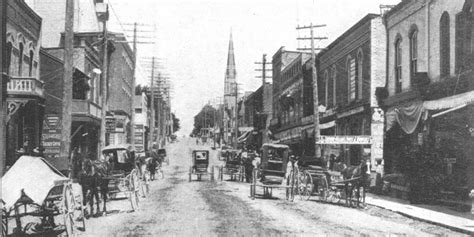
xmin=107 ymin=0 xmax=400 ymax=136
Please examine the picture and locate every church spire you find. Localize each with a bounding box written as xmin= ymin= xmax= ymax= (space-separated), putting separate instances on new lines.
xmin=224 ymin=30 xmax=236 ymax=96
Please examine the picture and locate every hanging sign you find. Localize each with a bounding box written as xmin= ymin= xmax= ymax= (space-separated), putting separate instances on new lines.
xmin=316 ymin=135 xmax=372 ymax=144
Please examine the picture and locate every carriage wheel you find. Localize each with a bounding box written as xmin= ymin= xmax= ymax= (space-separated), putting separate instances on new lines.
xmin=298 ymin=171 xmax=313 ymax=201
xmin=62 ymin=184 xmax=75 ymax=237
xmin=318 ymin=175 xmax=329 ymax=202
xmin=128 ymin=173 xmax=140 ymax=211
xmin=2 ymin=208 xmax=8 ymax=237
xmin=74 ymin=186 xmax=86 ymax=232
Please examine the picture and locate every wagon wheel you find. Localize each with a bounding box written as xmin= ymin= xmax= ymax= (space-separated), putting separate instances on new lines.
xmin=74 ymin=186 xmax=86 ymax=232
xmin=317 ymin=175 xmax=329 ymax=202
xmin=285 ymin=169 xmax=296 ymax=201
xmin=62 ymin=184 xmax=75 ymax=237
xmin=188 ymin=166 xmax=192 ymax=182
xmin=2 ymin=208 xmax=7 ymax=237
xmin=298 ymin=171 xmax=313 ymax=200
xmin=128 ymin=171 xmax=140 ymax=211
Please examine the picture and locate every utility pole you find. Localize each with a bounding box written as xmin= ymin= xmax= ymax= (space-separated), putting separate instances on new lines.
xmin=130 ymin=22 xmax=137 ymax=147
xmin=99 ymin=7 xmax=109 ymax=153
xmin=297 ymin=23 xmax=327 ymax=159
xmin=0 ymin=0 xmax=8 ymax=176
xmin=149 ymin=58 xmax=155 ymax=149
xmin=255 ymin=54 xmax=272 ymax=144
xmin=60 ymin=0 xmax=74 ymax=174
xmin=255 ymin=54 xmax=272 ymax=85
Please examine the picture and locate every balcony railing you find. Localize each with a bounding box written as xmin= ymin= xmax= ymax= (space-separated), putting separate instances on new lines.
xmin=7 ymin=77 xmax=44 ymax=97
xmin=72 ymin=100 xmax=102 ymax=119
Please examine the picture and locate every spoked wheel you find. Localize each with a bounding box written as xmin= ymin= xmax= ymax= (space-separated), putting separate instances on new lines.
xmin=317 ymin=175 xmax=329 ymax=202
xmin=298 ymin=171 xmax=313 ymax=200
xmin=74 ymin=184 xmax=86 ymax=232
xmin=2 ymin=208 xmax=8 ymax=237
xmin=62 ymin=184 xmax=75 ymax=237
xmin=128 ymin=172 xmax=140 ymax=211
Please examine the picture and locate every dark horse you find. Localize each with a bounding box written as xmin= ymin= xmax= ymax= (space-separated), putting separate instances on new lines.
xmin=79 ymin=158 xmax=111 ymax=217
xmin=340 ymin=158 xmax=369 ymax=207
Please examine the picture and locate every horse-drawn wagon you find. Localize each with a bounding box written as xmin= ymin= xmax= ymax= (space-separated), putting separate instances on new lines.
xmin=188 ymin=150 xmax=214 ymax=182
xmin=2 ymin=156 xmax=85 ymax=237
xmin=101 ymin=144 xmax=141 ymax=211
xmin=249 ymin=143 xmax=299 ymax=201
xmin=217 ymin=149 xmax=245 ymax=182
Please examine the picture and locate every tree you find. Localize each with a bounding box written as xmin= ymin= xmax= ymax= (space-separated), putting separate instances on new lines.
xmin=192 ymin=105 xmax=217 ymax=136
xmin=172 ymin=113 xmax=180 ymax=132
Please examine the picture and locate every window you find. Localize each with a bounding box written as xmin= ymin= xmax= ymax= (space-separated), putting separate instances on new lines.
xmin=332 ymin=66 xmax=336 ymax=107
xmin=409 ymin=28 xmax=418 ymax=84
xmin=5 ymin=42 xmax=12 ymax=74
xmin=28 ymin=51 xmax=34 ymax=77
xmin=135 ymin=108 xmax=143 ymax=114
xmin=440 ymin=12 xmax=450 ymax=78
xmin=323 ymin=70 xmax=328 ymax=107
xmin=357 ymin=51 xmax=363 ymax=100
xmin=347 ymin=57 xmax=356 ymax=102
xmin=395 ymin=38 xmax=402 ymax=93
xmin=18 ymin=43 xmax=24 ymax=76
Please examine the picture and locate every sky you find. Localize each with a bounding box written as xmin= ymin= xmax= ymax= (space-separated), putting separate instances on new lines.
xmin=107 ymin=0 xmax=401 ymax=136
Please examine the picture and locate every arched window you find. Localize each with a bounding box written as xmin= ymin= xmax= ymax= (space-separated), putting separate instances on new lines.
xmin=323 ymin=70 xmax=328 ymax=107
xmin=395 ymin=37 xmax=402 ymax=93
xmin=357 ymin=50 xmax=363 ymax=100
xmin=29 ymin=50 xmax=34 ymax=77
xmin=18 ymin=43 xmax=24 ymax=76
xmin=440 ymin=12 xmax=450 ymax=78
xmin=5 ymin=42 xmax=12 ymax=74
xmin=409 ymin=27 xmax=418 ymax=85
xmin=347 ymin=56 xmax=356 ymax=102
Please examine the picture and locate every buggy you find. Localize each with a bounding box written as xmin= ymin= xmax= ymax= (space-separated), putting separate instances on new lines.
xmin=218 ymin=149 xmax=245 ymax=182
xmin=1 ymin=156 xmax=85 ymax=237
xmin=188 ymin=150 xmax=214 ymax=182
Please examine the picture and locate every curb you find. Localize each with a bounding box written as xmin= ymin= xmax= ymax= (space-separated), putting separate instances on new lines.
xmin=366 ymin=202 xmax=474 ymax=235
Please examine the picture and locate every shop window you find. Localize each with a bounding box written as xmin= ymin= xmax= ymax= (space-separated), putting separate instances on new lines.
xmin=347 ymin=57 xmax=356 ymax=102
xmin=409 ymin=27 xmax=418 ymax=85
xmin=440 ymin=12 xmax=450 ymax=78
xmin=395 ymin=37 xmax=402 ymax=93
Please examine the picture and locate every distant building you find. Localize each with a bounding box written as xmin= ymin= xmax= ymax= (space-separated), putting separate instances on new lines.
xmin=223 ymin=32 xmax=237 ymax=146
xmin=134 ymin=92 xmax=149 ymax=153
xmin=4 ymin=0 xmax=44 ymax=167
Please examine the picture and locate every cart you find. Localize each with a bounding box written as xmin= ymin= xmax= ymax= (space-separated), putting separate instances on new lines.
xmin=297 ymin=163 xmax=366 ymax=207
xmin=249 ymin=143 xmax=299 ymax=201
xmin=1 ymin=156 xmax=85 ymax=237
xmin=102 ymin=144 xmax=141 ymax=210
xmin=218 ymin=149 xmax=245 ymax=182
xmin=188 ymin=150 xmax=214 ymax=182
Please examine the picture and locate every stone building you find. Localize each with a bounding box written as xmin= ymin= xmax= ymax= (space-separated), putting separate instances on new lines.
xmin=382 ymin=0 xmax=473 ymax=205
xmin=4 ymin=0 xmax=44 ymax=167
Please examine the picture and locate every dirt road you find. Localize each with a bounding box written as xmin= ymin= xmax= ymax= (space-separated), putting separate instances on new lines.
xmin=80 ymin=138 xmax=466 ymax=236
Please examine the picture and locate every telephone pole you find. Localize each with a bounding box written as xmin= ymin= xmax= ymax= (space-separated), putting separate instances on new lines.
xmin=99 ymin=6 xmax=110 ymax=153
xmin=255 ymin=54 xmax=272 ymax=85
xmin=130 ymin=22 xmax=137 ymax=147
xmin=255 ymin=54 xmax=272 ymax=144
xmin=60 ymin=0 xmax=74 ymax=172
xmin=296 ymin=23 xmax=327 ymax=158
xmin=149 ymin=58 xmax=156 ymax=149
xmin=0 ymin=0 xmax=8 ymax=176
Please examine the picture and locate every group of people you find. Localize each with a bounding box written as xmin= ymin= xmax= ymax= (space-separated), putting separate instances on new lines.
xmin=136 ymin=149 xmax=165 ymax=181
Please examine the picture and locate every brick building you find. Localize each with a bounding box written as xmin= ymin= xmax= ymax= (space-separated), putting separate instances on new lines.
xmin=4 ymin=0 xmax=44 ymax=167
xmin=316 ymin=14 xmax=386 ymax=167
xmin=382 ymin=0 xmax=473 ymax=205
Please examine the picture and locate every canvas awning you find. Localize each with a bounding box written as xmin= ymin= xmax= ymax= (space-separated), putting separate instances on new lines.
xmin=2 ymin=156 xmax=69 ymax=210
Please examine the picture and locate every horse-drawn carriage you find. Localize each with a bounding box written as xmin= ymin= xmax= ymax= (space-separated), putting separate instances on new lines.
xmin=297 ymin=159 xmax=368 ymax=207
xmin=217 ymin=149 xmax=245 ymax=182
xmin=101 ymin=144 xmax=142 ymax=210
xmin=2 ymin=156 xmax=85 ymax=237
xmin=250 ymin=143 xmax=299 ymax=201
xmin=188 ymin=150 xmax=214 ymax=182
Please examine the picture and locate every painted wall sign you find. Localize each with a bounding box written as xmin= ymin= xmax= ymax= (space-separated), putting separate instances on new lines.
xmin=42 ymin=115 xmax=62 ymax=159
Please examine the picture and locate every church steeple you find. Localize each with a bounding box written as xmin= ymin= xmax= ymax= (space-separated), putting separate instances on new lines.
xmin=224 ymin=30 xmax=236 ymax=96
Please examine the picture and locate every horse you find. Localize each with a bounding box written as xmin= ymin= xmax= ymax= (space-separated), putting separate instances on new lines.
xmin=79 ymin=158 xmax=112 ymax=217
xmin=340 ymin=158 xmax=369 ymax=207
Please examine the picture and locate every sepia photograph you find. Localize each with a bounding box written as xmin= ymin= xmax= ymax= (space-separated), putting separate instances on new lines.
xmin=1 ymin=0 xmax=473 ymax=236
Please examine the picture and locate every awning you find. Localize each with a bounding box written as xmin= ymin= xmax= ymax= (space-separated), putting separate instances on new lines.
xmin=423 ymin=90 xmax=474 ymax=110
xmin=238 ymin=127 xmax=254 ymax=132
xmin=302 ymin=120 xmax=336 ymax=134
xmin=237 ymin=130 xmax=252 ymax=143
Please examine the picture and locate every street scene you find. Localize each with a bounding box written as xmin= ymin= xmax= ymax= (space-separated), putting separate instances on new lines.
xmin=1 ymin=0 xmax=474 ymax=236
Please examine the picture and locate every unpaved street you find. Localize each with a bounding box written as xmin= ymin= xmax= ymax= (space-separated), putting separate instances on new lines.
xmin=81 ymin=138 xmax=466 ymax=236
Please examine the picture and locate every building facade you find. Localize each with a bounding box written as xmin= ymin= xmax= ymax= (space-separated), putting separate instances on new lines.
xmin=270 ymin=47 xmax=311 ymax=155
xmin=4 ymin=0 xmax=44 ymax=167
xmin=316 ymin=14 xmax=386 ymax=168
xmin=382 ymin=0 xmax=473 ymax=205
xmin=134 ymin=93 xmax=149 ymax=153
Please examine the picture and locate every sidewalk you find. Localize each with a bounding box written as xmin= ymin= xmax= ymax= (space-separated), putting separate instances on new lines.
xmin=365 ymin=193 xmax=474 ymax=235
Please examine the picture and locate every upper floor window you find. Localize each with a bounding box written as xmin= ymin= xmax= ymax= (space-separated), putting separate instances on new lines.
xmin=5 ymin=42 xmax=12 ymax=74
xmin=28 ymin=51 xmax=34 ymax=77
xmin=455 ymin=4 xmax=472 ymax=72
xmin=440 ymin=12 xmax=450 ymax=78
xmin=18 ymin=43 xmax=24 ymax=76
xmin=332 ymin=66 xmax=336 ymax=107
xmin=357 ymin=51 xmax=363 ymax=100
xmin=395 ymin=37 xmax=402 ymax=93
xmin=347 ymin=57 xmax=356 ymax=102
xmin=323 ymin=70 xmax=329 ymax=107
xmin=409 ymin=28 xmax=418 ymax=85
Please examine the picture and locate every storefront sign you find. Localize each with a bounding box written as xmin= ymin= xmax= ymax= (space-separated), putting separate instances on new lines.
xmin=42 ymin=115 xmax=62 ymax=159
xmin=316 ymin=135 xmax=372 ymax=144
xmin=105 ymin=116 xmax=116 ymax=132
